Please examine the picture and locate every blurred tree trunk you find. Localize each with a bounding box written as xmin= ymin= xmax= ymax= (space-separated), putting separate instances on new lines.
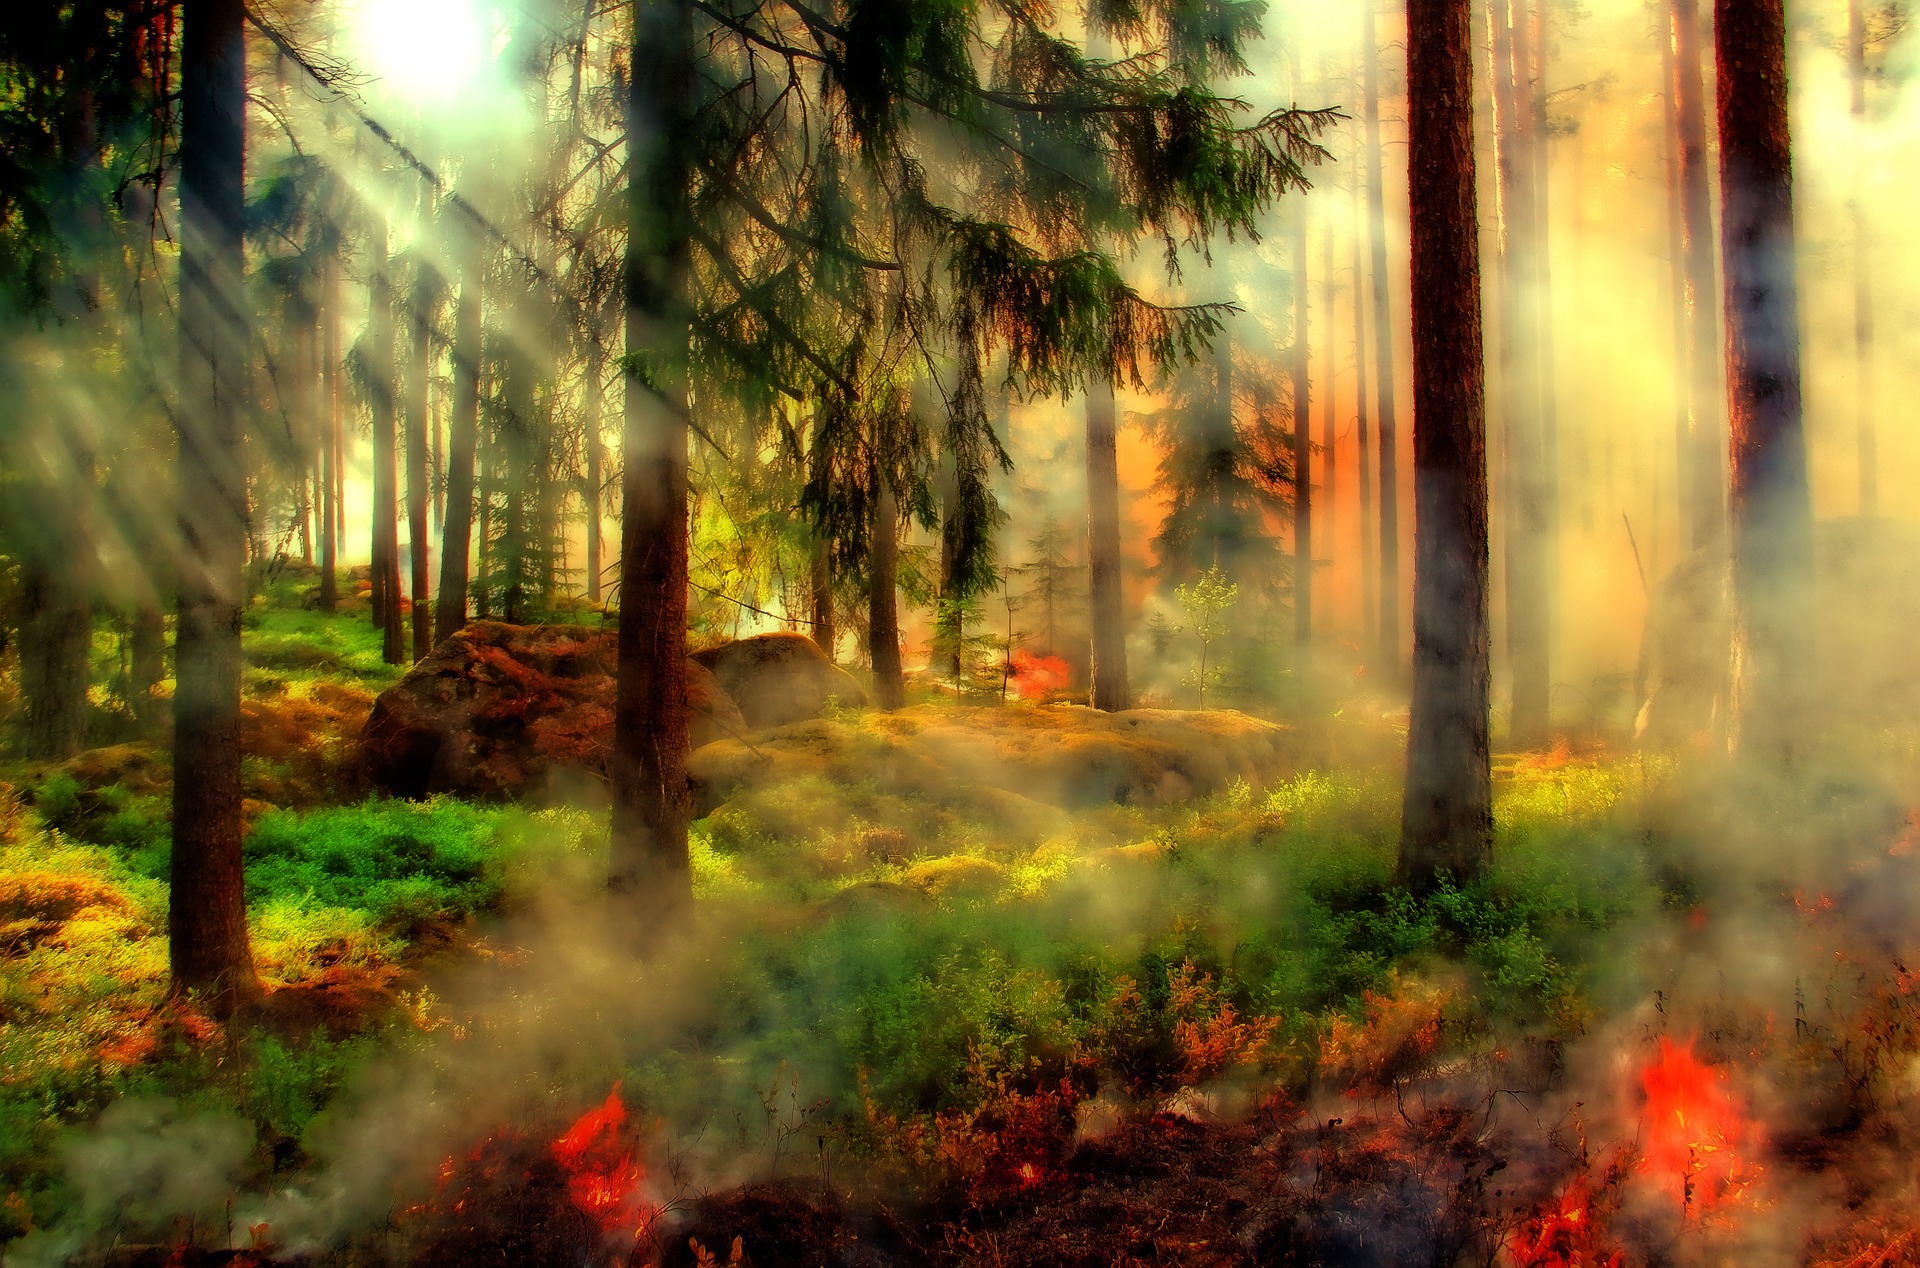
xmin=1364 ymin=0 xmax=1403 ymax=678
xmin=1291 ymin=175 xmax=1312 ymax=650
xmin=171 ymin=0 xmax=259 ymax=1012
xmin=1352 ymin=157 xmax=1377 ymax=654
xmin=1716 ymin=0 xmax=1813 ymax=765
xmin=319 ymin=252 xmax=339 ymax=613
xmin=19 ymin=511 xmax=91 ymax=760
xmin=129 ymin=602 xmax=166 ymax=728
xmin=1848 ymin=0 xmax=1875 ymax=516
xmin=585 ymin=336 xmax=605 ymax=605
xmin=1085 ymin=378 xmax=1130 ymax=711
xmin=435 ymin=222 xmax=482 ymax=644
xmin=1662 ymin=16 xmax=1692 ymax=541
xmin=609 ymin=0 xmax=695 ymax=930
xmin=1672 ymin=0 xmax=1723 ymax=551
xmin=1398 ymin=0 xmax=1493 ymax=887
xmin=406 ymin=260 xmax=433 ymax=662
xmin=810 ymin=537 xmax=835 ymax=660
xmin=1320 ymin=167 xmax=1337 ymax=639
xmin=869 ymin=472 xmax=905 ymax=710
xmin=368 ymin=227 xmax=405 ymax=664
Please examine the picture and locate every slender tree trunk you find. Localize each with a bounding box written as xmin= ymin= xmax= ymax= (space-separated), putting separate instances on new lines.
xmin=1364 ymin=0 xmax=1403 ymax=677
xmin=19 ymin=530 xmax=91 ymax=760
xmin=319 ymin=253 xmax=339 ymax=613
xmin=1353 ymin=161 xmax=1378 ymax=655
xmin=1662 ymin=19 xmax=1693 ymax=544
xmin=1321 ymin=179 xmax=1338 ymax=639
xmin=435 ymin=225 xmax=481 ymax=644
xmin=609 ymin=0 xmax=695 ymax=929
xmin=1086 ymin=378 xmax=1131 ymax=710
xmin=1399 ymin=0 xmax=1493 ymax=886
xmin=585 ymin=336 xmax=605 ymax=604
xmin=810 ymin=535 xmax=835 ymax=659
xmin=172 ymin=0 xmax=259 ymax=1012
xmin=407 ymin=264 xmax=433 ymax=662
xmin=130 ymin=601 xmax=166 ymax=728
xmin=869 ymin=472 xmax=905 ymax=710
xmin=1849 ymin=0 xmax=1875 ymax=515
xmin=1717 ymin=0 xmax=1813 ymax=765
xmin=1291 ymin=184 xmax=1313 ymax=649
xmin=368 ymin=229 xmax=405 ymax=664
xmin=1673 ymin=0 xmax=1724 ymax=550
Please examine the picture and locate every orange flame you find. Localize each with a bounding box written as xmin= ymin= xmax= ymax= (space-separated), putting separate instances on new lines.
xmin=550 ymin=1084 xmax=654 ymax=1238
xmin=1508 ymin=1176 xmax=1624 ymax=1268
xmin=1637 ymin=1037 xmax=1762 ymax=1214
xmin=1007 ymin=650 xmax=1071 ymax=700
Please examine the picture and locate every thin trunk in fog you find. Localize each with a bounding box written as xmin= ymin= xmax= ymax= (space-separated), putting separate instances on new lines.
xmin=1399 ymin=0 xmax=1493 ymax=886
xmin=1353 ymin=160 xmax=1378 ymax=653
xmin=406 ymin=264 xmax=432 ymax=662
xmin=1673 ymin=0 xmax=1724 ymax=550
xmin=870 ymin=472 xmax=905 ymax=710
xmin=1662 ymin=21 xmax=1692 ymax=541
xmin=1849 ymin=0 xmax=1875 ymax=516
xmin=1494 ymin=0 xmax=1550 ymax=743
xmin=320 ymin=252 xmax=339 ymax=613
xmin=368 ymin=227 xmax=405 ymax=664
xmin=1291 ymin=184 xmax=1312 ymax=649
xmin=1364 ymin=0 xmax=1403 ymax=678
xmin=810 ymin=536 xmax=834 ymax=659
xmin=1531 ymin=0 xmax=1560 ymax=541
xmin=1086 ymin=378 xmax=1130 ymax=711
xmin=130 ymin=602 xmax=166 ymax=728
xmin=1716 ymin=0 xmax=1813 ymax=765
xmin=435 ymin=226 xmax=481 ymax=644
xmin=609 ymin=0 xmax=696 ymax=930
xmin=585 ymin=336 xmax=605 ymax=604
xmin=1320 ymin=185 xmax=1338 ymax=640
xmin=172 ymin=0 xmax=259 ymax=1012
xmin=1211 ymin=325 xmax=1232 ymax=571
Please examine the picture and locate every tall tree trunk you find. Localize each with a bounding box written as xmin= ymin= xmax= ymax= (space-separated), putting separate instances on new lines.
xmin=319 ymin=253 xmax=339 ymax=613
xmin=1673 ymin=0 xmax=1724 ymax=550
xmin=172 ymin=0 xmax=259 ymax=1011
xmin=609 ymin=0 xmax=695 ymax=929
xmin=1353 ymin=159 xmax=1378 ymax=654
xmin=1848 ymin=0 xmax=1875 ymax=515
xmin=585 ymin=336 xmax=605 ymax=604
xmin=869 ymin=472 xmax=905 ymax=710
xmin=1086 ymin=378 xmax=1131 ymax=710
xmin=368 ymin=228 xmax=405 ymax=664
xmin=810 ymin=535 xmax=835 ymax=659
xmin=1662 ymin=15 xmax=1693 ymax=543
xmin=1291 ymin=183 xmax=1313 ymax=649
xmin=1364 ymin=0 xmax=1403 ymax=677
xmin=19 ymin=513 xmax=91 ymax=760
xmin=1321 ymin=175 xmax=1338 ymax=639
xmin=1495 ymin=0 xmax=1550 ymax=744
xmin=1717 ymin=0 xmax=1813 ymax=765
xmin=1399 ymin=0 xmax=1493 ymax=886
xmin=435 ymin=224 xmax=482 ymax=644
xmin=130 ymin=601 xmax=166 ymax=729
xmin=406 ymin=263 xmax=433 ymax=662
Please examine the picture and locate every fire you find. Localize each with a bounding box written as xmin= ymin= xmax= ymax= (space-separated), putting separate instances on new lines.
xmin=550 ymin=1084 xmax=654 ymax=1238
xmin=1508 ymin=1175 xmax=1624 ymax=1268
xmin=1637 ymin=1037 xmax=1762 ymax=1214
xmin=1007 ymin=649 xmax=1070 ymax=700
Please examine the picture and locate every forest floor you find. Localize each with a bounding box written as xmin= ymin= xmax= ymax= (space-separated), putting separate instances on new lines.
xmin=4 ymin=577 xmax=1920 ymax=1265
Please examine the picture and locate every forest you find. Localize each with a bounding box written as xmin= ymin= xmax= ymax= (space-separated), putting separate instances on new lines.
xmin=1 ymin=0 xmax=1917 ymax=1262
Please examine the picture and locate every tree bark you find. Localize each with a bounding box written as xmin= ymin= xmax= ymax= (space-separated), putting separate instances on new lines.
xmin=1673 ymin=0 xmax=1724 ymax=550
xmin=406 ymin=262 xmax=433 ymax=662
xmin=609 ymin=0 xmax=695 ymax=932
xmin=435 ymin=223 xmax=482 ymax=644
xmin=19 ymin=526 xmax=91 ymax=760
xmin=1291 ymin=183 xmax=1312 ymax=650
xmin=1353 ymin=157 xmax=1378 ymax=653
xmin=318 ymin=250 xmax=339 ymax=613
xmin=810 ymin=535 xmax=835 ymax=660
xmin=1364 ymin=0 xmax=1403 ymax=678
xmin=585 ymin=334 xmax=605 ymax=604
xmin=1086 ymin=377 xmax=1130 ymax=710
xmin=172 ymin=0 xmax=259 ymax=1012
xmin=869 ymin=472 xmax=906 ymax=710
xmin=1717 ymin=0 xmax=1813 ymax=766
xmin=1398 ymin=0 xmax=1493 ymax=887
xmin=1321 ymin=172 xmax=1338 ymax=639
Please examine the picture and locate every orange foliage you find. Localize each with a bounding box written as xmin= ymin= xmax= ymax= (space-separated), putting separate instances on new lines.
xmin=1165 ymin=960 xmax=1279 ymax=1087
xmin=1318 ymin=977 xmax=1449 ymax=1096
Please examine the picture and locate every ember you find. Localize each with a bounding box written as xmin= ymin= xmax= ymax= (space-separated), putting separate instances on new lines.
xmin=550 ymin=1084 xmax=655 ymax=1239
xmin=1637 ymin=1038 xmax=1762 ymax=1214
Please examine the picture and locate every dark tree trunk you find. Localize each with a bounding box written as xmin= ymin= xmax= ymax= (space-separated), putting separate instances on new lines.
xmin=319 ymin=252 xmax=339 ymax=613
xmin=869 ymin=473 xmax=905 ymax=710
xmin=1291 ymin=184 xmax=1312 ymax=649
xmin=1353 ymin=161 xmax=1378 ymax=651
xmin=1398 ymin=0 xmax=1493 ymax=887
xmin=1716 ymin=0 xmax=1813 ymax=765
xmin=367 ymin=228 xmax=404 ymax=662
xmin=407 ymin=266 xmax=433 ymax=662
xmin=1364 ymin=0 xmax=1403 ymax=678
xmin=130 ymin=601 xmax=166 ymax=729
xmin=585 ymin=336 xmax=605 ymax=605
xmin=1673 ymin=0 xmax=1724 ymax=550
xmin=435 ymin=226 xmax=481 ymax=644
xmin=609 ymin=0 xmax=695 ymax=931
xmin=1086 ymin=378 xmax=1130 ymax=711
xmin=810 ymin=536 xmax=835 ymax=660
xmin=19 ymin=538 xmax=91 ymax=760
xmin=172 ymin=0 xmax=259 ymax=1012
xmin=1848 ymin=0 xmax=1875 ymax=515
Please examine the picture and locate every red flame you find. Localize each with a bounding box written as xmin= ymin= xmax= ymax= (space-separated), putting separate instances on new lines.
xmin=1637 ymin=1038 xmax=1762 ymax=1214
xmin=1007 ymin=650 xmax=1071 ymax=700
xmin=550 ymin=1084 xmax=653 ymax=1238
xmin=1508 ymin=1176 xmax=1624 ymax=1268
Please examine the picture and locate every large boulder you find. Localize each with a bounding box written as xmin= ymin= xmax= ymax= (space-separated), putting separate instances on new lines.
xmin=360 ymin=623 xmax=745 ymax=800
xmin=1640 ymin=517 xmax=1920 ymax=741
xmin=690 ymin=632 xmax=868 ymax=729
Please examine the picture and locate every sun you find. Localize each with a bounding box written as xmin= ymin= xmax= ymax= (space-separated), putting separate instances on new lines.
xmin=347 ymin=0 xmax=490 ymax=107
